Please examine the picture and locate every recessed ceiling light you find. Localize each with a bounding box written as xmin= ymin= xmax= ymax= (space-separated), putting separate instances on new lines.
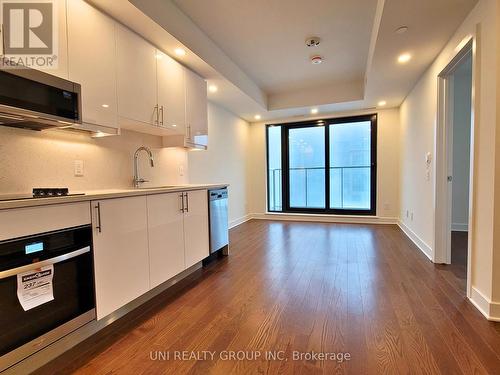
xmin=254 ymin=114 xmax=261 ymax=120
xmin=172 ymin=124 xmax=177 ymax=127
xmin=310 ymin=108 xmax=319 ymax=114
xmin=395 ymin=26 xmax=408 ymax=34
xmin=398 ymin=53 xmax=412 ymax=64
xmin=174 ymin=48 xmax=186 ymax=56
xmin=378 ymin=100 xmax=387 ymax=107
xmin=101 ymin=104 xmax=109 ymax=108
xmin=208 ymin=85 xmax=218 ymax=93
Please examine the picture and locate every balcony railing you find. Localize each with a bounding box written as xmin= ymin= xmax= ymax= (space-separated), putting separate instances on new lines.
xmin=269 ymin=166 xmax=370 ymax=210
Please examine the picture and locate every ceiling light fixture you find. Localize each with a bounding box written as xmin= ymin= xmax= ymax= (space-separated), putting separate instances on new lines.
xmin=254 ymin=114 xmax=261 ymax=120
xmin=398 ymin=53 xmax=412 ymax=64
xmin=378 ymin=100 xmax=387 ymax=107
xmin=305 ymin=37 xmax=321 ymax=47
xmin=101 ymin=104 xmax=109 ymax=108
xmin=311 ymin=55 xmax=323 ymax=65
xmin=174 ymin=48 xmax=186 ymax=56
xmin=395 ymin=26 xmax=408 ymax=34
xmin=310 ymin=108 xmax=319 ymax=114
xmin=208 ymin=85 xmax=218 ymax=93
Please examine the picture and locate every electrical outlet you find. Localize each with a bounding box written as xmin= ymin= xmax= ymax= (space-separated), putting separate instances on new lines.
xmin=74 ymin=160 xmax=84 ymax=177
xmin=384 ymin=203 xmax=390 ymax=211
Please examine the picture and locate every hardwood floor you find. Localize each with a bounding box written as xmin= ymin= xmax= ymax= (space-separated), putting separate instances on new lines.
xmin=35 ymin=220 xmax=500 ymax=375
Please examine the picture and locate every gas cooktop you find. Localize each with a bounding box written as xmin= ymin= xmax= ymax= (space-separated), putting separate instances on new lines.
xmin=0 ymin=188 xmax=85 ymax=202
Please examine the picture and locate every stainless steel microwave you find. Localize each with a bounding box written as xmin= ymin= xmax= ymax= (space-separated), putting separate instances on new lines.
xmin=0 ymin=67 xmax=82 ymax=131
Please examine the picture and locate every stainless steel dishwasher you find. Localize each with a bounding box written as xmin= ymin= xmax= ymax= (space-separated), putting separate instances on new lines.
xmin=208 ymin=188 xmax=229 ymax=255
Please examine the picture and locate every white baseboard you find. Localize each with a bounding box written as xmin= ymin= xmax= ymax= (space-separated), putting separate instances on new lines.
xmin=250 ymin=212 xmax=398 ymax=225
xmin=397 ymin=220 xmax=433 ymax=261
xmin=469 ymin=287 xmax=500 ymax=322
xmin=229 ymin=214 xmax=251 ymax=229
xmin=451 ymin=222 xmax=468 ymax=231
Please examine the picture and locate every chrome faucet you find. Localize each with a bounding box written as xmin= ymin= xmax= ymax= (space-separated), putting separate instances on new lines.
xmin=133 ymin=146 xmax=155 ymax=188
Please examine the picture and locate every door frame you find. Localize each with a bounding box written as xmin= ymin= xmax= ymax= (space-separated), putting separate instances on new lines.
xmin=434 ymin=32 xmax=478 ymax=298
xmin=271 ymin=114 xmax=377 ymax=215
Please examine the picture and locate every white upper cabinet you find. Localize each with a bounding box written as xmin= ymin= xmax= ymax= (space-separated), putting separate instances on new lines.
xmin=67 ymin=0 xmax=118 ymax=130
xmin=116 ymin=24 xmax=158 ymax=126
xmin=185 ymin=68 xmax=208 ymax=148
xmin=36 ymin=0 xmax=68 ymax=79
xmin=156 ymin=50 xmax=186 ymax=133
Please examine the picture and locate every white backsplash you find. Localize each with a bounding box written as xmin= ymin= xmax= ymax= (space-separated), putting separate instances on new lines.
xmin=0 ymin=126 xmax=188 ymax=194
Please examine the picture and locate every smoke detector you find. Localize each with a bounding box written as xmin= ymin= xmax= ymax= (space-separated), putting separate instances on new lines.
xmin=305 ymin=37 xmax=321 ymax=47
xmin=311 ymin=55 xmax=323 ymax=65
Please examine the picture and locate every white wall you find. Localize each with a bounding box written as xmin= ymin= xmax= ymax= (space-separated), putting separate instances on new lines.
xmin=451 ymin=56 xmax=472 ymax=232
xmin=0 ymin=127 xmax=188 ymax=193
xmin=248 ymin=108 xmax=400 ymax=221
xmin=188 ymin=102 xmax=250 ymax=226
xmin=399 ymin=0 xmax=498 ymax=304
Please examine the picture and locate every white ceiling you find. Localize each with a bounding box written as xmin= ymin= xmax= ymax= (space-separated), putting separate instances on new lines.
xmin=173 ymin=0 xmax=377 ymax=96
xmin=93 ymin=0 xmax=478 ymax=122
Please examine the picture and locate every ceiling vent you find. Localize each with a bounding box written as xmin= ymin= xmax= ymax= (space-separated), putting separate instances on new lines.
xmin=305 ymin=37 xmax=321 ymax=47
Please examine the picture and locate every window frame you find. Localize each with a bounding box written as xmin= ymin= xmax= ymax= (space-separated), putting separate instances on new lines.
xmin=266 ymin=114 xmax=377 ymax=216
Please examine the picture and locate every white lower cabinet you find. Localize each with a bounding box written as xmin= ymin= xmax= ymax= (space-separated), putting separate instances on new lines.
xmin=183 ymin=190 xmax=210 ymax=268
xmin=147 ymin=192 xmax=185 ymax=288
xmin=147 ymin=190 xmax=209 ymax=284
xmin=93 ymin=190 xmax=210 ymax=319
xmin=92 ymin=196 xmax=150 ymax=320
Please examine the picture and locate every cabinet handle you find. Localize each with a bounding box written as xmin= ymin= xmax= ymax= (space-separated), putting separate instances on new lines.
xmin=95 ymin=203 xmax=102 ymax=233
xmin=184 ymin=192 xmax=189 ymax=213
xmin=160 ymin=106 xmax=164 ymax=126
xmin=180 ymin=193 xmax=185 ymax=213
xmin=153 ymin=105 xmax=159 ymax=125
xmin=186 ymin=124 xmax=191 ymax=140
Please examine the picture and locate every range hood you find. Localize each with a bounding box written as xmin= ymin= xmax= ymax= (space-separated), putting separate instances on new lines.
xmin=0 ymin=67 xmax=82 ymax=131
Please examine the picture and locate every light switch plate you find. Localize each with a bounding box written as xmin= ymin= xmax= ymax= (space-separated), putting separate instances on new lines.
xmin=179 ymin=165 xmax=184 ymax=176
xmin=74 ymin=160 xmax=84 ymax=177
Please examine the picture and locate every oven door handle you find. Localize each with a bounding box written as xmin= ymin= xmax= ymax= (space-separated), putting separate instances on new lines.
xmin=0 ymin=246 xmax=91 ymax=280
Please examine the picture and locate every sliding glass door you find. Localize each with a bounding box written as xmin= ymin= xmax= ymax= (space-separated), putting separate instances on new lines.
xmin=288 ymin=126 xmax=325 ymax=209
xmin=329 ymin=121 xmax=372 ymax=210
xmin=267 ymin=114 xmax=377 ymax=215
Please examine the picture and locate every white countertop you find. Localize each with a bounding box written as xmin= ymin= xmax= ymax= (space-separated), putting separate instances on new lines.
xmin=0 ymin=184 xmax=229 ymax=210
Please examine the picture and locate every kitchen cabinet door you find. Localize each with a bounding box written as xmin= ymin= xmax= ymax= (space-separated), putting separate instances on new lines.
xmin=34 ymin=0 xmax=68 ymax=79
xmin=156 ymin=50 xmax=186 ymax=133
xmin=92 ymin=196 xmax=150 ymax=320
xmin=67 ymin=0 xmax=118 ymax=129
xmin=116 ymin=24 xmax=158 ymax=126
xmin=147 ymin=193 xmax=185 ymax=288
xmin=183 ymin=190 xmax=209 ymax=268
xmin=185 ymin=68 xmax=208 ymax=147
